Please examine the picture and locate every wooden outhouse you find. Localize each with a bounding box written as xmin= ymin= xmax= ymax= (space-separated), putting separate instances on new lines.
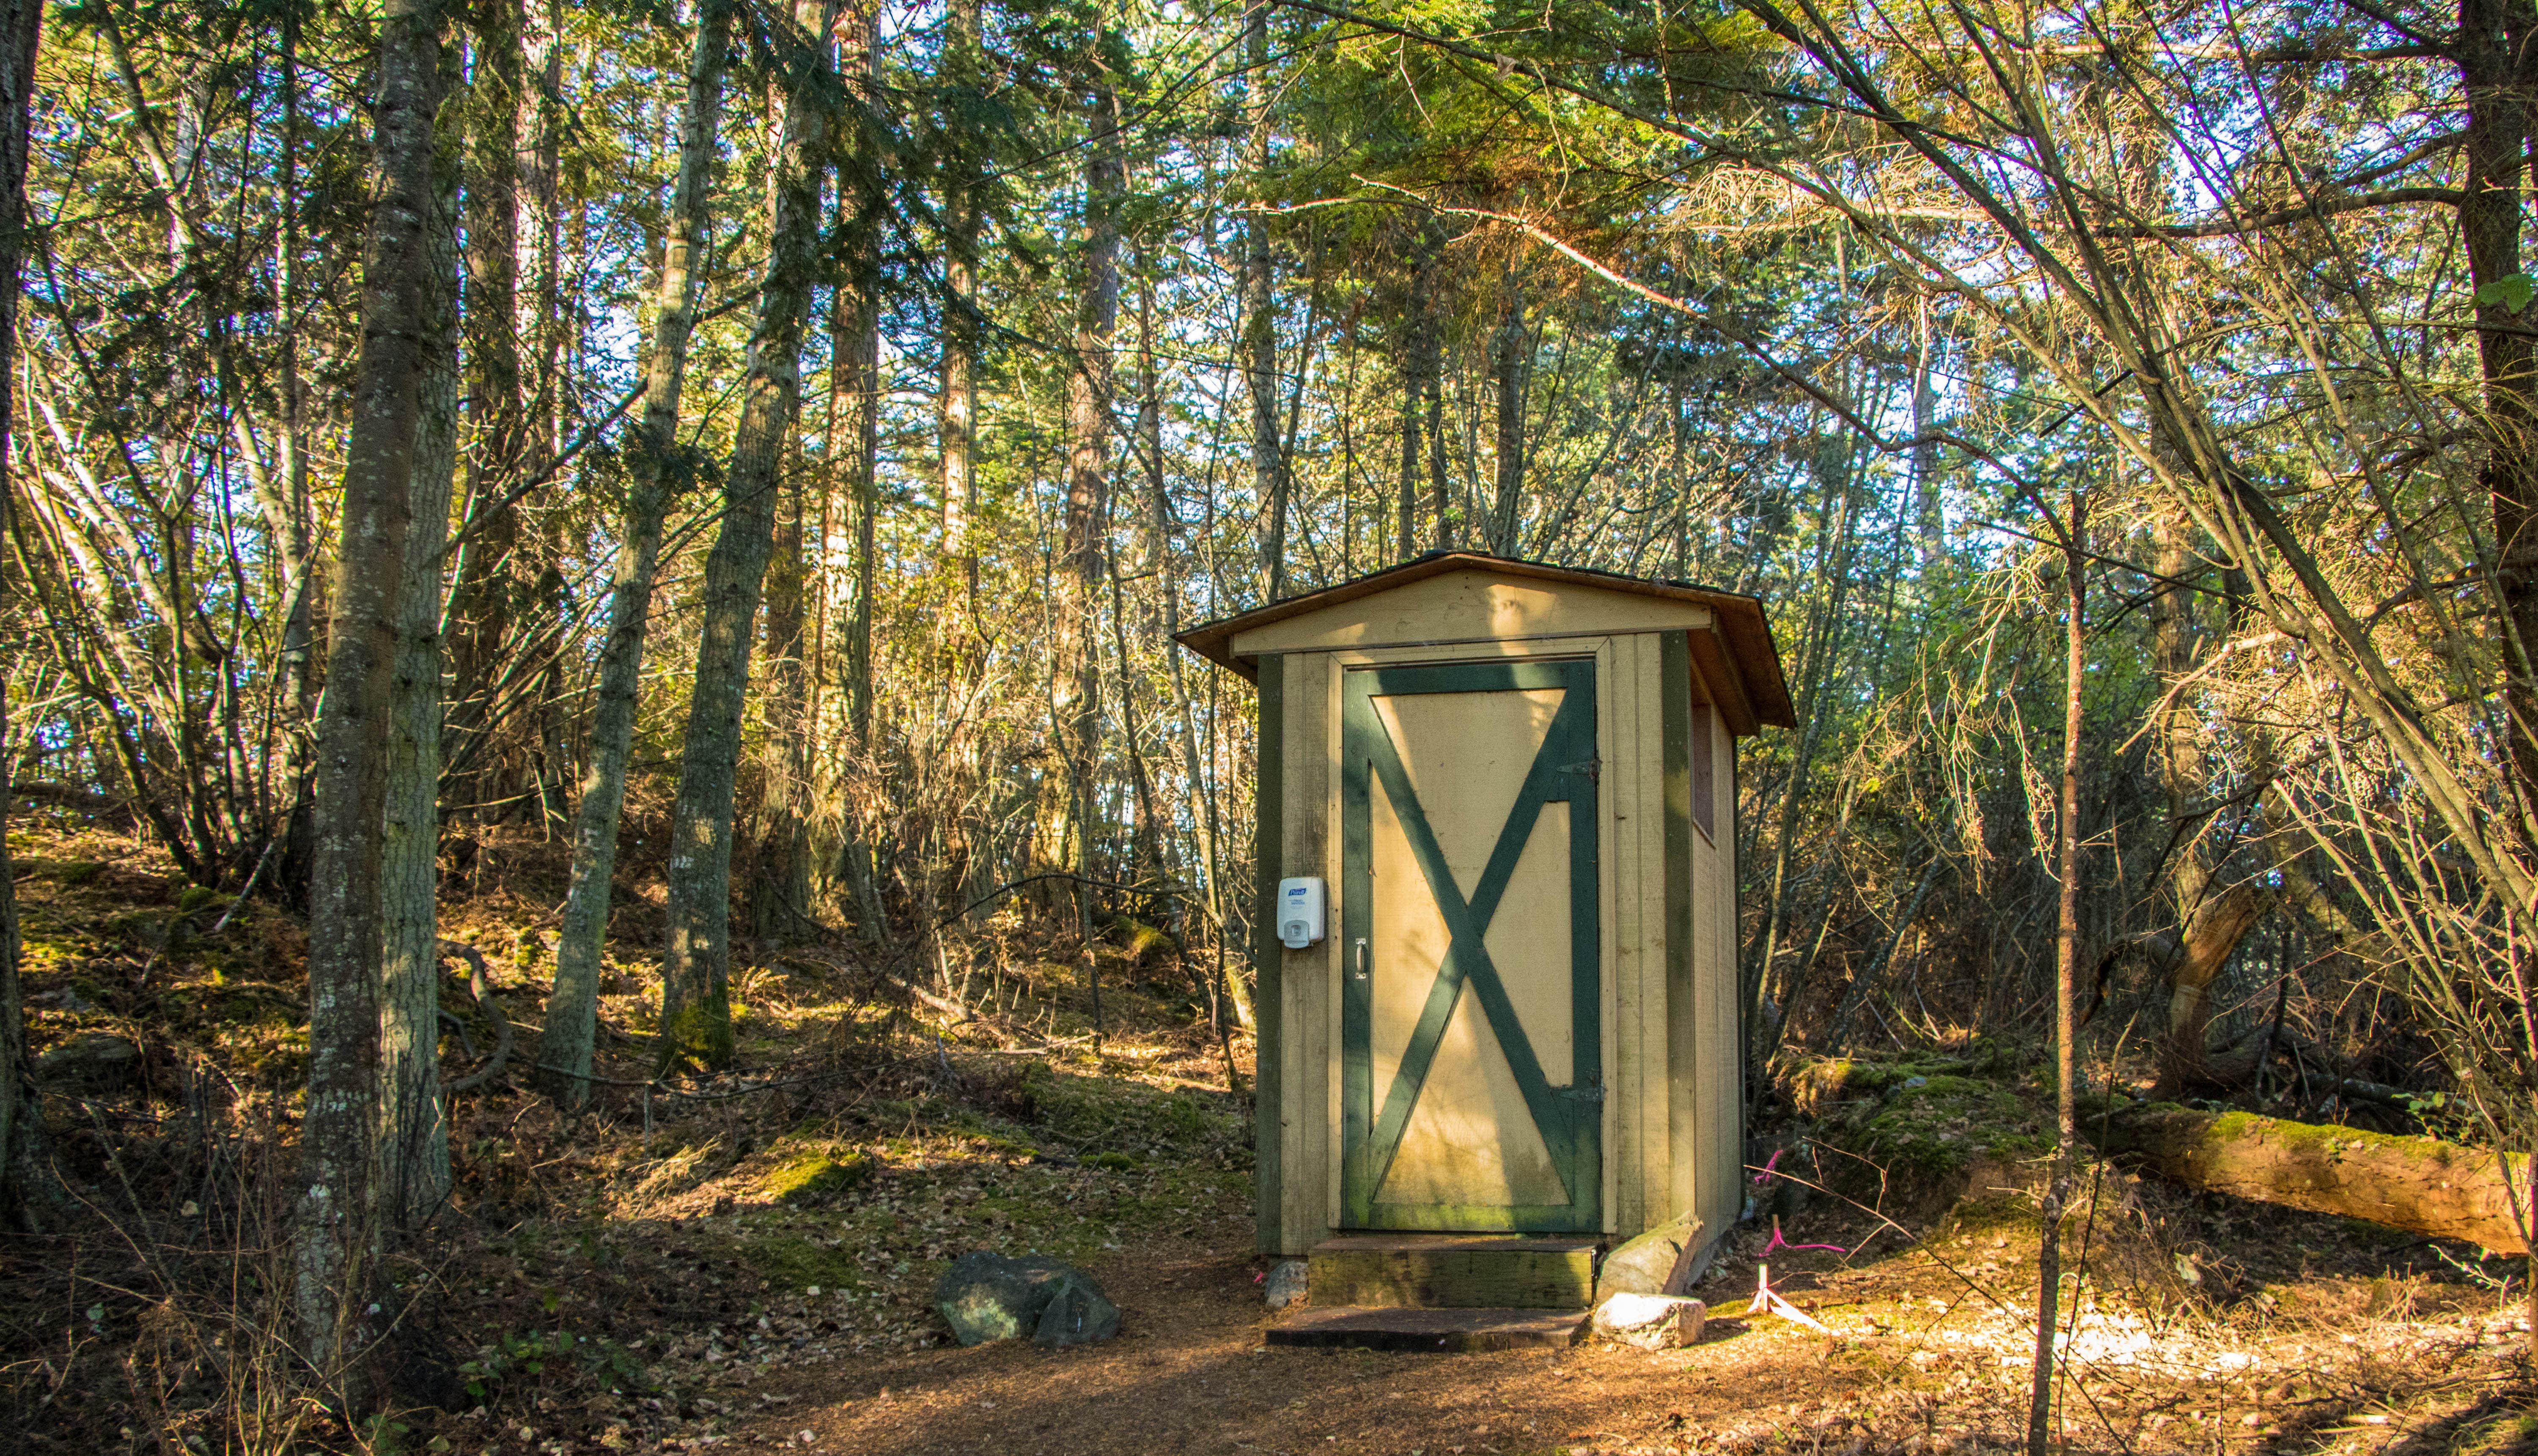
xmin=1179 ymin=553 xmax=1794 ymax=1268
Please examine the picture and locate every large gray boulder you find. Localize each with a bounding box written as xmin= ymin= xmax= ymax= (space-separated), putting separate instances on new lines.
xmin=933 ymin=1252 xmax=1120 ymax=1348
xmin=1593 ymin=1215 xmax=1707 ymax=1303
xmin=1034 ymin=1270 xmax=1121 ymax=1347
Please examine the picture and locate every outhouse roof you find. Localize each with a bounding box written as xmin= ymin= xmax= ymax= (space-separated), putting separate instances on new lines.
xmin=1176 ymin=552 xmax=1796 ymax=732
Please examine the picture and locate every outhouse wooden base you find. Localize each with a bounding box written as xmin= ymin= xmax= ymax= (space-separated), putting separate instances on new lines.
xmin=1265 ymin=1304 xmax=1589 ymax=1352
xmin=1308 ymin=1234 xmax=1597 ymax=1309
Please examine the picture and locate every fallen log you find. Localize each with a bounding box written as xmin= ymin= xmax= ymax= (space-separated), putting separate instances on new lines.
xmin=2090 ymin=1103 xmax=2531 ymax=1254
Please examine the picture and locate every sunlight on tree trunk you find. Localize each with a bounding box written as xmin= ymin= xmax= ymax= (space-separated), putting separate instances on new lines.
xmin=657 ymin=0 xmax=832 ymax=1074
xmin=294 ymin=0 xmax=449 ymax=1401
xmin=540 ymin=0 xmax=730 ymax=1103
xmin=2029 ymin=484 xmax=2086 ymax=1456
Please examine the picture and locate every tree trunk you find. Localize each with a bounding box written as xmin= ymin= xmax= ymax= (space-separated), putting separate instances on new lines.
xmin=1241 ymin=0 xmax=1285 ymax=600
xmin=938 ymin=0 xmax=982 ymax=606
xmin=270 ymin=11 xmax=321 ymax=902
xmin=1746 ymin=476 xmax=1858 ymax=1061
xmin=541 ymin=0 xmax=730 ymax=1102
xmin=2458 ymin=0 xmax=2538 ymax=845
xmin=1053 ymin=80 xmax=1123 ymax=934
xmin=750 ymin=452 xmax=812 ymax=942
xmin=2028 ymin=485 xmax=2086 ymax=1456
xmin=2155 ymin=884 xmax=2267 ymax=1094
xmin=446 ymin=0 xmax=527 ymax=850
xmin=1140 ymin=279 xmax=1251 ymax=1031
xmin=0 ymin=0 xmax=40 ymax=1224
xmin=2145 ymin=488 xmax=2270 ymax=1093
xmin=1398 ymin=223 xmax=1438 ymax=564
xmin=657 ymin=0 xmax=831 ymax=1073
xmin=1489 ymin=276 xmax=1525 ymax=554
xmin=1910 ymin=294 xmax=1944 ymax=566
xmin=833 ymin=5 xmax=887 ymax=943
xmin=2092 ymin=1105 xmax=2531 ymax=1254
xmin=516 ymin=0 xmax=567 ymax=830
xmin=2451 ymin=0 xmax=2538 ymax=1344
xmin=294 ymin=0 xmax=450 ymax=1400
xmin=377 ymin=119 xmax=461 ymax=1226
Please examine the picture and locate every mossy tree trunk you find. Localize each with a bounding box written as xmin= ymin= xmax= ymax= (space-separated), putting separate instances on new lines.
xmin=538 ymin=0 xmax=730 ymax=1104
xmin=2093 ymin=1105 xmax=2530 ymax=1253
xmin=656 ymin=0 xmax=832 ymax=1073
xmin=295 ymin=0 xmax=452 ymax=1401
xmin=377 ymin=116 xmax=461 ymax=1226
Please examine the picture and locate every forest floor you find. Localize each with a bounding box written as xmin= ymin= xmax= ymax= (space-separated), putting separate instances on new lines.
xmin=3 ymin=820 xmax=2536 ymax=1456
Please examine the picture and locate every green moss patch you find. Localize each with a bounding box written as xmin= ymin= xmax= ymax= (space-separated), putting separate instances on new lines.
xmin=761 ymin=1147 xmax=880 ymax=1205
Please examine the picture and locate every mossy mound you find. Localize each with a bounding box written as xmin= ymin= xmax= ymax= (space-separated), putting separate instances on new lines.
xmin=1795 ymin=1056 xmax=2053 ymax=1196
xmin=761 ymin=1146 xmax=881 ymax=1205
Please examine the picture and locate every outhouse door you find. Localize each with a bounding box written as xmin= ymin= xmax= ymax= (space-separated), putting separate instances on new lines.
xmin=1339 ymin=658 xmax=1603 ymax=1233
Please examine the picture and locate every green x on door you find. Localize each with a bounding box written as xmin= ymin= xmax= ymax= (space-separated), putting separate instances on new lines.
xmin=1340 ymin=658 xmax=1602 ymax=1232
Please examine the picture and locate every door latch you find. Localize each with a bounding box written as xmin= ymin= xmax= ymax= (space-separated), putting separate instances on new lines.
xmin=1353 ymin=938 xmax=1369 ymax=980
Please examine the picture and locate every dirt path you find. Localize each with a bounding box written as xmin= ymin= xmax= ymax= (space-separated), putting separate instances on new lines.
xmin=726 ymin=1211 xmax=2538 ymax=1456
xmin=738 ymin=1233 xmax=1926 ymax=1456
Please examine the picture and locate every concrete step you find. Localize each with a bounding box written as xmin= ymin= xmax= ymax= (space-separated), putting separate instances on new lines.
xmin=1267 ymin=1304 xmax=1589 ymax=1352
xmin=1308 ymin=1234 xmax=1599 ymax=1311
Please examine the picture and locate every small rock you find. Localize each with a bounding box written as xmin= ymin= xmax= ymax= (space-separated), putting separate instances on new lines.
xmin=1034 ymin=1270 xmax=1121 ymax=1347
xmin=1592 ymin=1293 xmax=1706 ymax=1349
xmin=1595 ymin=1215 xmax=1707 ymax=1302
xmin=1264 ymin=1259 xmax=1309 ymax=1309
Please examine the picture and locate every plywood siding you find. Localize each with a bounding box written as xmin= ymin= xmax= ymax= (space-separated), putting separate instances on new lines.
xmin=1627 ymin=631 xmax=1675 ymax=1236
xmin=1274 ymin=651 xmax=1337 ymax=1255
xmin=1265 ymin=632 xmax=1744 ymax=1248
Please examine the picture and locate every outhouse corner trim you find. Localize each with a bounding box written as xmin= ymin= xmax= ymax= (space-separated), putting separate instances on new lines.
xmin=1253 ymin=652 xmax=1286 ymax=1255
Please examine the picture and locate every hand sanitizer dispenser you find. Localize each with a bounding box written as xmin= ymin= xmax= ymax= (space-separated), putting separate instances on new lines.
xmin=1276 ymin=877 xmax=1326 ymax=950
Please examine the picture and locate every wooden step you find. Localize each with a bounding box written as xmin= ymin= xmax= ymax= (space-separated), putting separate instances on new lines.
xmin=1268 ymin=1305 xmax=1589 ymax=1352
xmin=1308 ymin=1234 xmax=1599 ymax=1310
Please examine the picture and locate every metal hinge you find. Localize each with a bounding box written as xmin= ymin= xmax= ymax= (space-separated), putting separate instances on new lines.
xmin=1560 ymin=1081 xmax=1606 ymax=1103
xmin=1563 ymin=757 xmax=1602 ymax=784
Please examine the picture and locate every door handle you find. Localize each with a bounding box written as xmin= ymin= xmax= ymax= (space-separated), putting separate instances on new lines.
xmin=1353 ymin=938 xmax=1369 ymax=979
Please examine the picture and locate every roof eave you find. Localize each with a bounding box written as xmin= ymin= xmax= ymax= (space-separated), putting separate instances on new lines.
xmin=1173 ymin=552 xmax=1796 ymax=728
